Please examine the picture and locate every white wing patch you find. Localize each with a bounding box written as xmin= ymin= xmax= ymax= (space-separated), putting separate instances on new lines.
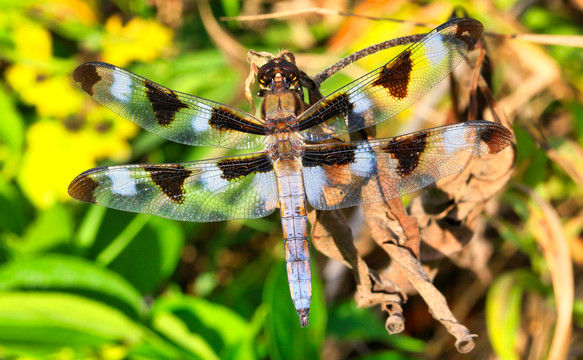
xmin=425 ymin=33 xmax=449 ymax=66
xmin=254 ymin=172 xmax=279 ymax=212
xmin=348 ymin=91 xmax=374 ymax=114
xmin=108 ymin=169 xmax=138 ymax=196
xmin=199 ymin=164 xmax=231 ymax=192
xmin=191 ymin=102 xmax=212 ymax=132
xmin=111 ymin=69 xmax=132 ymax=103
xmin=440 ymin=124 xmax=470 ymax=155
xmin=302 ymin=166 xmax=328 ymax=207
xmin=350 ymin=145 xmax=376 ymax=176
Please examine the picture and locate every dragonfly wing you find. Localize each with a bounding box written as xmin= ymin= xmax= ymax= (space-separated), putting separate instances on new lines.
xmin=297 ymin=18 xmax=484 ymax=141
xmin=69 ymin=152 xmax=278 ymax=221
xmin=74 ymin=62 xmax=266 ymax=149
xmin=302 ymin=121 xmax=513 ymax=210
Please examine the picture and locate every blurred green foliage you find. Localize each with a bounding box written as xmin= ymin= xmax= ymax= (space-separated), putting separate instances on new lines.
xmin=0 ymin=0 xmax=581 ymax=359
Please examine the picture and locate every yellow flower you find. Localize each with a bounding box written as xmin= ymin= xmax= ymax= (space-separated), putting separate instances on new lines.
xmin=6 ymin=64 xmax=85 ymax=118
xmin=18 ymin=120 xmax=94 ymax=208
xmin=18 ymin=113 xmax=136 ymax=209
xmin=102 ymin=15 xmax=174 ymax=67
xmin=84 ymin=106 xmax=139 ymax=162
xmin=6 ymin=16 xmax=86 ymax=119
xmin=13 ymin=19 xmax=52 ymax=61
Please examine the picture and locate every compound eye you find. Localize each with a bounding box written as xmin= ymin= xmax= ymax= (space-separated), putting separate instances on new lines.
xmin=258 ymin=74 xmax=270 ymax=86
xmin=258 ymin=62 xmax=277 ymax=80
xmin=280 ymin=63 xmax=299 ymax=84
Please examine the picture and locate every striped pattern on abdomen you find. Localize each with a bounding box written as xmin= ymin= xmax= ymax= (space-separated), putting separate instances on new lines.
xmin=277 ymin=171 xmax=312 ymax=327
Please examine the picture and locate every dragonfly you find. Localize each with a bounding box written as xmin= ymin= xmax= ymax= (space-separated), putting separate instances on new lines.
xmin=69 ymin=18 xmax=513 ymax=327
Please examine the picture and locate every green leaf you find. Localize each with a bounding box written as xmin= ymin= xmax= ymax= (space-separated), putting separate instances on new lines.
xmin=486 ymin=270 xmax=547 ymax=360
xmin=573 ymin=299 xmax=583 ymax=328
xmin=152 ymin=311 xmax=220 ymax=360
xmin=263 ymin=260 xmax=326 ymax=360
xmin=0 ymin=292 xmax=143 ymax=348
xmin=0 ymin=83 xmax=24 ymax=179
xmin=18 ymin=203 xmax=73 ymax=254
xmin=152 ymin=294 xmax=255 ymax=360
xmin=327 ymin=301 xmax=425 ymax=353
xmin=220 ymin=251 xmax=276 ymax=321
xmin=96 ymin=213 xmax=151 ymax=266
xmin=130 ymin=334 xmax=200 ymax=360
xmin=220 ymin=0 xmax=240 ymax=19
xmin=93 ymin=213 xmax=184 ymax=294
xmin=0 ymin=255 xmax=146 ymax=318
xmin=514 ymin=127 xmax=548 ymax=188
xmin=145 ymin=217 xmax=185 ymax=280
xmin=0 ymin=179 xmax=31 ymax=239
xmin=75 ymin=205 xmax=107 ymax=251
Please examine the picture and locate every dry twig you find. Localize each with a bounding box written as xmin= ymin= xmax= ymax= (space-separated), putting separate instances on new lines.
xmin=221 ymin=7 xmax=583 ymax=48
xmin=220 ymin=7 xmax=434 ymax=27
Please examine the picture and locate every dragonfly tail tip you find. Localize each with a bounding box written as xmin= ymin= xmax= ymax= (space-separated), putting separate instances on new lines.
xmin=298 ymin=309 xmax=310 ymax=327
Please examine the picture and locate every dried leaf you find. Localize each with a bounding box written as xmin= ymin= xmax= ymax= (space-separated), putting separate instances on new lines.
xmin=365 ymin=198 xmax=477 ymax=353
xmin=516 ymin=184 xmax=573 ymax=360
xmin=308 ymin=209 xmax=405 ymax=315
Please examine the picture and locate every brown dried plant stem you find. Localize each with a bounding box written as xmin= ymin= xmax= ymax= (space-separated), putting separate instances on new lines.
xmin=220 ymin=7 xmax=434 ymax=28
xmin=364 ymin=199 xmax=477 ymax=353
xmin=308 ymin=209 xmax=406 ymax=333
xmin=484 ymin=32 xmax=583 ymax=48
xmin=221 ymin=7 xmax=583 ymax=48
xmin=198 ymin=0 xmax=248 ymax=69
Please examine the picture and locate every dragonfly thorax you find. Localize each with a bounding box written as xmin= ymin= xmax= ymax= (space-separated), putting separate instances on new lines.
xmin=263 ymin=91 xmax=305 ymax=134
xmin=265 ymin=133 xmax=304 ymax=161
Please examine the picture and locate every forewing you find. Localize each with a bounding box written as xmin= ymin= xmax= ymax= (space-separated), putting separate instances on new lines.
xmin=302 ymin=121 xmax=513 ymax=210
xmin=297 ymin=18 xmax=484 ymax=141
xmin=68 ymin=153 xmax=278 ymax=222
xmin=73 ymin=62 xmax=266 ymax=149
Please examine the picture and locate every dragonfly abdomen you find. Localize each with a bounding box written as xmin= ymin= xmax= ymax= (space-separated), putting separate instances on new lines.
xmin=276 ymin=168 xmax=312 ymax=327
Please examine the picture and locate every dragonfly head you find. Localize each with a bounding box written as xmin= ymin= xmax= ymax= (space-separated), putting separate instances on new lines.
xmin=257 ymin=58 xmax=302 ymax=94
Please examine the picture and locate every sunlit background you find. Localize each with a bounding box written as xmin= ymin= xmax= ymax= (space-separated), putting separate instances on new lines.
xmin=0 ymin=0 xmax=582 ymax=359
